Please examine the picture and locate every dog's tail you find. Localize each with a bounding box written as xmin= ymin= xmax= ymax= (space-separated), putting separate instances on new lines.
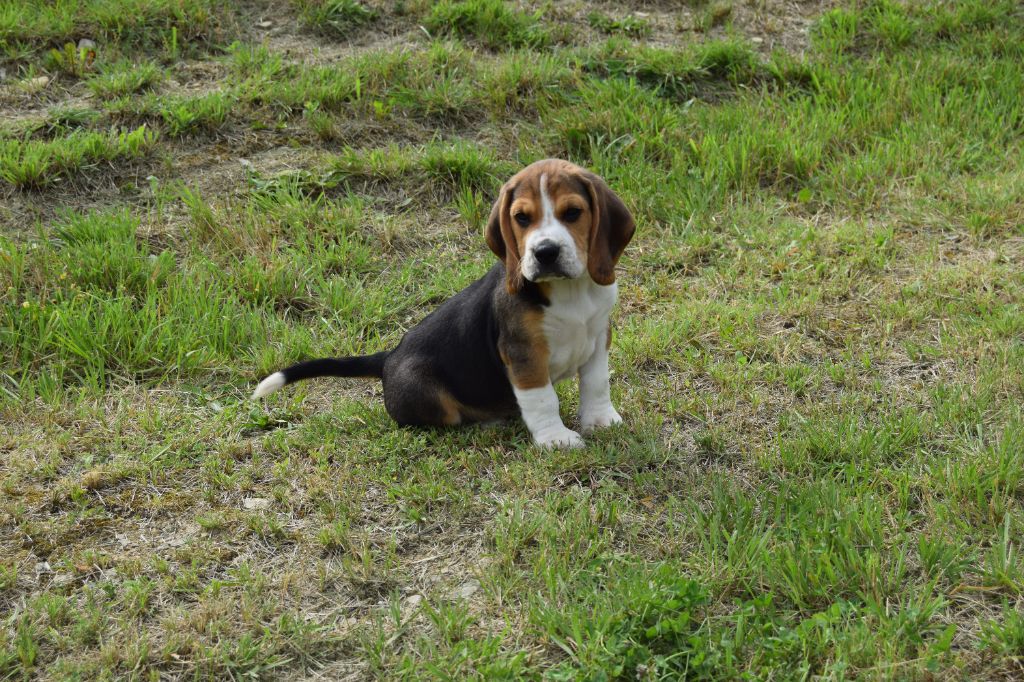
xmin=251 ymin=351 xmax=390 ymax=399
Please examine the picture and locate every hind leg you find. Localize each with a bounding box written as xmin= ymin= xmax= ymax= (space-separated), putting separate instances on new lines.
xmin=382 ymin=358 xmax=462 ymax=427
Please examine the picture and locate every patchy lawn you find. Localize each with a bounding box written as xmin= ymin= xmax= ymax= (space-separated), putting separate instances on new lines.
xmin=2 ymin=0 xmax=1024 ymax=678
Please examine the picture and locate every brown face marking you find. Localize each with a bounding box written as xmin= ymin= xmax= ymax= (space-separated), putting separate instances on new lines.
xmin=501 ymin=161 xmax=595 ymax=265
xmin=541 ymin=171 xmax=593 ymax=265
xmin=507 ymin=183 xmax=542 ymax=261
xmin=487 ymin=159 xmax=633 ymax=292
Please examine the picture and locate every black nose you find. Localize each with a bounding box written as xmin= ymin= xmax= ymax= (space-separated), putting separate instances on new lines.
xmin=534 ymin=241 xmax=561 ymax=265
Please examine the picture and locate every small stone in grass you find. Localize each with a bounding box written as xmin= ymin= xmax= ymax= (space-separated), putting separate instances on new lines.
xmin=449 ymin=578 xmax=480 ymax=600
xmin=24 ymin=76 xmax=50 ymax=92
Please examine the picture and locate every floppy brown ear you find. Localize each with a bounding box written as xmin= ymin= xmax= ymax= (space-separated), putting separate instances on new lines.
xmin=485 ymin=182 xmax=524 ymax=294
xmin=581 ymin=172 xmax=635 ymax=286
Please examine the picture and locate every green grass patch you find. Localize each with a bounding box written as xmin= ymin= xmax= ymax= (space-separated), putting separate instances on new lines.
xmin=424 ymin=0 xmax=551 ymax=49
xmin=86 ymin=59 xmax=163 ymax=98
xmin=0 ymin=125 xmax=157 ymax=188
xmin=812 ymin=0 xmax=1024 ymax=55
xmin=1 ymin=209 xmax=268 ymax=394
xmin=0 ymin=0 xmax=233 ymax=65
xmin=293 ymin=0 xmax=377 ymax=36
xmin=321 ymin=139 xmax=512 ymax=196
xmin=578 ymin=38 xmax=763 ymax=102
xmin=234 ymin=40 xmax=481 ymax=120
xmin=586 ymin=11 xmax=652 ymax=37
xmin=158 ymin=91 xmax=235 ymax=137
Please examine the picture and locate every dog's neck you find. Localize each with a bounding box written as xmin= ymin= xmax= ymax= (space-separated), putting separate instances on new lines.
xmin=540 ymin=278 xmax=617 ymax=330
xmin=545 ymin=275 xmax=616 ymax=303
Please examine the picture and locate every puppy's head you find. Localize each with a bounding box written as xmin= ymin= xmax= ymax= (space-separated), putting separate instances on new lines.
xmin=486 ymin=159 xmax=635 ymax=294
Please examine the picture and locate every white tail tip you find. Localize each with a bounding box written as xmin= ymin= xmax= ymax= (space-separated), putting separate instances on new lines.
xmin=252 ymin=372 xmax=286 ymax=399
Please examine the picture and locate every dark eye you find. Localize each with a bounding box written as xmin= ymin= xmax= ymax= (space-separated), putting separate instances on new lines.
xmin=562 ymin=207 xmax=583 ymax=222
xmin=514 ymin=212 xmax=531 ymax=227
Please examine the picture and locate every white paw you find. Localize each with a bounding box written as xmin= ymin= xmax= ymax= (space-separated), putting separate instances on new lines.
xmin=534 ymin=426 xmax=584 ymax=449
xmin=580 ymin=406 xmax=623 ymax=433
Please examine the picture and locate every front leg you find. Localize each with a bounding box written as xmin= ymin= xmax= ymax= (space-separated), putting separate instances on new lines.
xmin=503 ymin=342 xmax=582 ymax=448
xmin=499 ymin=315 xmax=582 ymax=449
xmin=512 ymin=383 xmax=583 ymax=449
xmin=579 ymin=325 xmax=622 ymax=433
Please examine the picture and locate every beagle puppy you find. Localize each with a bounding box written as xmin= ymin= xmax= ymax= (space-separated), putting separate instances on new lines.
xmin=253 ymin=159 xmax=635 ymax=448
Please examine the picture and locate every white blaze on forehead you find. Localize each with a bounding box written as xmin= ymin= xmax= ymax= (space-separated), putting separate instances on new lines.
xmin=539 ymin=173 xmax=554 ymax=223
xmin=521 ymin=171 xmax=586 ymax=281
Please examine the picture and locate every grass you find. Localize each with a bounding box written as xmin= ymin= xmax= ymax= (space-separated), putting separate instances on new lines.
xmin=157 ymin=91 xmax=236 ymax=137
xmin=424 ymin=0 xmax=553 ymax=49
xmin=3 ymin=0 xmax=1024 ymax=678
xmin=86 ymin=59 xmax=163 ymax=99
xmin=0 ymin=126 xmax=157 ymax=188
xmin=0 ymin=0 xmax=231 ymax=65
xmin=587 ymin=11 xmax=652 ymax=38
xmin=294 ymin=0 xmax=377 ymax=36
xmin=695 ymin=1 xmax=734 ymax=33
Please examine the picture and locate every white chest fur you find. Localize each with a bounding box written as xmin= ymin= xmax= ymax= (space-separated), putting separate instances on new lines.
xmin=542 ymin=278 xmax=617 ymax=383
